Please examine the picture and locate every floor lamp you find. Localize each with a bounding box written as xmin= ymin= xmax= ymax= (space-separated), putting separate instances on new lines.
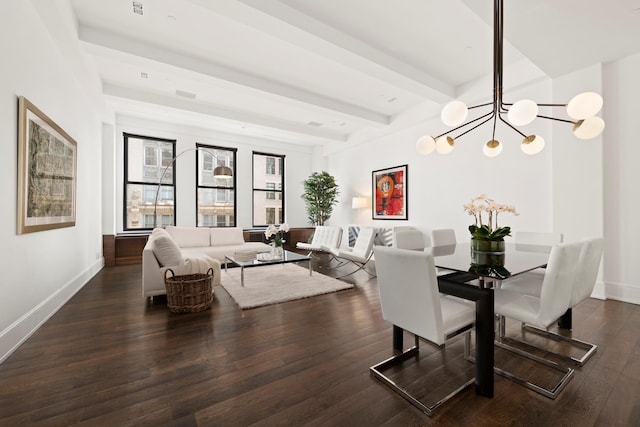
xmin=152 ymin=147 xmax=233 ymax=228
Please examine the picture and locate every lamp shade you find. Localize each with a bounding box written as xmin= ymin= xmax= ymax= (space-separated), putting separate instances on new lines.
xmin=441 ymin=101 xmax=468 ymax=127
xmin=352 ymin=197 xmax=370 ymax=209
xmin=483 ymin=139 xmax=502 ymax=157
xmin=213 ymin=165 xmax=233 ymax=178
xmin=573 ymin=116 xmax=605 ymax=140
xmin=416 ymin=135 xmax=436 ymax=155
xmin=521 ymin=134 xmax=545 ymax=155
xmin=435 ymin=136 xmax=454 ymax=154
xmin=508 ymin=99 xmax=538 ymax=126
xmin=567 ymin=92 xmax=603 ymax=120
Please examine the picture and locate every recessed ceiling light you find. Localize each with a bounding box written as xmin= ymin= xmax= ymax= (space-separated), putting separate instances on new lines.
xmin=307 ymin=121 xmax=323 ymax=127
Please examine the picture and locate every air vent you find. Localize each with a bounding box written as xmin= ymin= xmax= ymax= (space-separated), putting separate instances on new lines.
xmin=140 ymin=72 xmax=148 ymax=79
xmin=175 ymin=89 xmax=196 ymax=99
xmin=133 ymin=1 xmax=143 ymax=15
xmin=307 ymin=121 xmax=323 ymax=127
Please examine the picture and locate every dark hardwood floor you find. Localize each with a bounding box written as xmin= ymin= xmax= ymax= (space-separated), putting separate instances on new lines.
xmin=1 ymin=256 xmax=639 ymax=426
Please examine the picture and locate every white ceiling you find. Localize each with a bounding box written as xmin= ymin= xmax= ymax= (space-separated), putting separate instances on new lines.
xmin=68 ymin=0 xmax=640 ymax=148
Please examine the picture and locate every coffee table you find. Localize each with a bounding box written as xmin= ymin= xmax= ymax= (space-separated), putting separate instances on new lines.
xmin=224 ymin=250 xmax=312 ymax=287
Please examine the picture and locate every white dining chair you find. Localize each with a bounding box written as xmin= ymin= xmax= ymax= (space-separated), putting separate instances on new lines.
xmin=370 ymin=246 xmax=475 ymax=415
xmin=393 ymin=227 xmax=425 ymax=251
xmin=325 ymin=226 xmax=376 ymax=278
xmin=514 ymin=231 xmax=564 ymax=246
xmin=431 ymin=228 xmax=456 ymax=247
xmin=499 ymin=237 xmax=605 ymax=366
xmin=514 ymin=231 xmax=564 ymax=276
xmin=493 ymin=241 xmax=584 ymax=399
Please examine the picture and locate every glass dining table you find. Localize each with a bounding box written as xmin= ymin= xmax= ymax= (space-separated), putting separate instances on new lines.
xmin=393 ymin=242 xmax=554 ymax=398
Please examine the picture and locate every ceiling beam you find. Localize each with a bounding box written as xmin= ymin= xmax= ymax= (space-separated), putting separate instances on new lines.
xmin=103 ymin=83 xmax=349 ymax=142
xmin=189 ymin=0 xmax=454 ymax=102
xmin=79 ymin=25 xmax=389 ymax=128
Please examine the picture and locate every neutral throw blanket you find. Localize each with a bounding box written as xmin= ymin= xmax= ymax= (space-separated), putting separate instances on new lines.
xmin=180 ymin=255 xmax=222 ymax=286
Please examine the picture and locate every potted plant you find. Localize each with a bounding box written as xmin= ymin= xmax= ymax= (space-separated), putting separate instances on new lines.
xmin=302 ymin=171 xmax=340 ymax=226
xmin=464 ymin=194 xmax=518 ymax=253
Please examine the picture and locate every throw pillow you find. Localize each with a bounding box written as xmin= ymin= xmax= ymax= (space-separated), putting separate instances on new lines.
xmin=153 ymin=235 xmax=183 ymax=267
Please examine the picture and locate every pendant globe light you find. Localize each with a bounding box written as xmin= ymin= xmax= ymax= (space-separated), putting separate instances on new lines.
xmin=417 ymin=0 xmax=604 ymax=157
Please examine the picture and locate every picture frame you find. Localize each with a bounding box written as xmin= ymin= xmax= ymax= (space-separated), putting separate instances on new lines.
xmin=372 ymin=164 xmax=408 ymax=220
xmin=17 ymin=96 xmax=77 ymax=234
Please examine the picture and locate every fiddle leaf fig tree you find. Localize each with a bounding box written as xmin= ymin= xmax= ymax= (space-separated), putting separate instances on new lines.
xmin=302 ymin=171 xmax=340 ymax=226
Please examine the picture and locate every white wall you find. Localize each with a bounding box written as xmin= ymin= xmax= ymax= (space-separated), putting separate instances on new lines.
xmin=0 ymin=1 xmax=106 ymax=362
xmin=114 ymin=116 xmax=315 ymax=231
xmin=602 ymin=52 xmax=640 ymax=303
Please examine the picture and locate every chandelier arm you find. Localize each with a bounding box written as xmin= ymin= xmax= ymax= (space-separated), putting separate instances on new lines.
xmin=536 ymin=103 xmax=568 ymax=107
xmin=435 ymin=111 xmax=494 ymax=139
xmin=153 ymin=147 xmax=231 ymax=228
xmin=453 ymin=115 xmax=495 ymax=140
xmin=468 ymin=101 xmax=494 ymax=110
xmin=536 ymin=114 xmax=576 ymax=124
xmin=498 ymin=114 xmax=527 ymax=138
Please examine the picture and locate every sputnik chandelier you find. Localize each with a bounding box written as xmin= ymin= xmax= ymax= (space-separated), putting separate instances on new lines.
xmin=416 ymin=0 xmax=605 ymax=157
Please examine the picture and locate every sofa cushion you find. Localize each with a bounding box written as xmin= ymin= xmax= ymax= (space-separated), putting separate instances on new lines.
xmin=166 ymin=226 xmax=210 ymax=248
xmin=152 ymin=235 xmax=183 ymax=267
xmin=211 ymin=227 xmax=245 ymax=246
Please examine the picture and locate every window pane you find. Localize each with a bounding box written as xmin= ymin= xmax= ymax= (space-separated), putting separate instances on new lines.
xmin=253 ymin=191 xmax=283 ymax=226
xmin=127 ymin=137 xmax=174 ymax=184
xmin=199 ymin=148 xmax=233 ymax=187
xmin=197 ymin=188 xmax=235 ymax=227
xmin=126 ymin=183 xmax=174 ymax=229
xmin=253 ymin=154 xmax=283 ymax=189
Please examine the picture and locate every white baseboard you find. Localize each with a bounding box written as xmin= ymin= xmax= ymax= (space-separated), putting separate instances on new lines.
xmin=603 ymin=280 xmax=640 ymax=305
xmin=0 ymin=258 xmax=104 ymax=364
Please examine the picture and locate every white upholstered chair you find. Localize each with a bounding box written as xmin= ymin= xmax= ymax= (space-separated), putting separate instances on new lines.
xmin=393 ymin=227 xmax=425 ymax=251
xmin=493 ymin=241 xmax=584 ymax=398
xmin=499 ymin=237 xmax=604 ymax=365
xmin=370 ymin=246 xmax=475 ymax=415
xmin=296 ymin=226 xmax=343 ymax=265
xmin=325 ymin=226 xmax=376 ymax=278
xmin=431 ymin=228 xmax=456 ymax=247
xmin=514 ymin=231 xmax=564 ymax=277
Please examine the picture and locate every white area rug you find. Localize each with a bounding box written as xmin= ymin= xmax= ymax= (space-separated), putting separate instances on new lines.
xmin=220 ymin=263 xmax=354 ymax=309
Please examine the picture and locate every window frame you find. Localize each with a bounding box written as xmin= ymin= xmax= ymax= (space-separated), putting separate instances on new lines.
xmin=123 ymin=133 xmax=176 ymax=231
xmin=195 ymin=143 xmax=237 ymax=227
xmin=252 ymin=151 xmax=285 ymax=227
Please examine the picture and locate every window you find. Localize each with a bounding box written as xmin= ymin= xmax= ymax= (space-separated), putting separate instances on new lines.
xmin=196 ymin=143 xmax=236 ymax=227
xmin=253 ymin=152 xmax=284 ymax=226
xmin=124 ymin=133 xmax=176 ymax=230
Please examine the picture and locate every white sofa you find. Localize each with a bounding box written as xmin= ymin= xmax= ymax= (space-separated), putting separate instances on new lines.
xmin=142 ymin=226 xmax=271 ymax=298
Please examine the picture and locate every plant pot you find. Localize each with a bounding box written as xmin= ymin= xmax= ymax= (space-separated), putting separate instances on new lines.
xmin=470 ymin=238 xmax=505 ymax=253
xmin=470 ymin=250 xmax=505 ymax=267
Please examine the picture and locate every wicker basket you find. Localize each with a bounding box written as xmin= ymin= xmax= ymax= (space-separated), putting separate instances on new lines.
xmin=164 ymin=267 xmax=214 ymax=313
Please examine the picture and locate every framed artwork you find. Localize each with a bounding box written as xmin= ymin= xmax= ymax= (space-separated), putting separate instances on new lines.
xmin=372 ymin=164 xmax=408 ymax=220
xmin=17 ymin=96 xmax=77 ymax=234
